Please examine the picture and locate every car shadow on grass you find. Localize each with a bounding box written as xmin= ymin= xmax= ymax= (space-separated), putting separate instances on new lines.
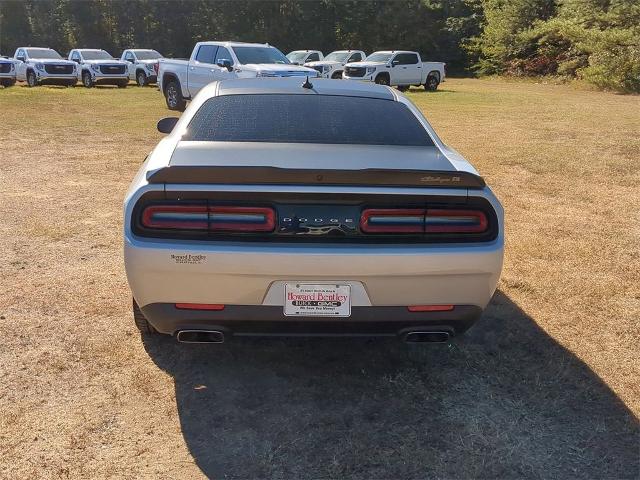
xmin=142 ymin=291 xmax=639 ymax=479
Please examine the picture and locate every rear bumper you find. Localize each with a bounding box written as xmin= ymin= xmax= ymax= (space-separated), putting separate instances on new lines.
xmin=125 ymin=236 xmax=503 ymax=311
xmin=141 ymin=303 xmax=482 ymax=336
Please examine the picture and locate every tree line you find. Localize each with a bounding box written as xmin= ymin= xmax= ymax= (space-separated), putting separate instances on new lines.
xmin=0 ymin=0 xmax=637 ymax=92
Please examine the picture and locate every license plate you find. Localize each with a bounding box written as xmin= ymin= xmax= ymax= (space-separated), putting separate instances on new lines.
xmin=284 ymin=283 xmax=351 ymax=317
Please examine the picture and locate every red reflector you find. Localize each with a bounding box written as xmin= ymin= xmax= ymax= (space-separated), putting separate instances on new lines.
xmin=407 ymin=305 xmax=454 ymax=312
xmin=209 ymin=206 xmax=275 ymax=232
xmin=425 ymin=209 xmax=488 ymax=233
xmin=142 ymin=205 xmax=208 ymax=230
xmin=175 ymin=303 xmax=225 ymax=311
xmin=360 ymin=208 xmax=426 ymax=233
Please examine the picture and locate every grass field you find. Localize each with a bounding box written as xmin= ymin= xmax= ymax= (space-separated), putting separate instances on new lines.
xmin=0 ymin=79 xmax=638 ymax=479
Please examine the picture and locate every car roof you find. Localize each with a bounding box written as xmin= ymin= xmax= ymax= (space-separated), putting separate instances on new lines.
xmin=197 ymin=41 xmax=271 ymax=48
xmin=75 ymin=49 xmax=107 ymax=52
xmin=370 ymin=50 xmax=415 ymax=55
xmin=205 ymin=77 xmax=395 ymax=100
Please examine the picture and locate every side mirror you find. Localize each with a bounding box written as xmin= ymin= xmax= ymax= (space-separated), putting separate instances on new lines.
xmin=16 ymin=56 xmax=25 ymax=62
xmin=216 ymin=59 xmax=233 ymax=71
xmin=157 ymin=117 xmax=179 ymax=134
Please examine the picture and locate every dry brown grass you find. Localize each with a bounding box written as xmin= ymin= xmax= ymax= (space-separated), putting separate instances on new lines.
xmin=0 ymin=79 xmax=638 ymax=479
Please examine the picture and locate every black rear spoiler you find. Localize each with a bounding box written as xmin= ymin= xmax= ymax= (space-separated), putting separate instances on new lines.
xmin=146 ymin=166 xmax=486 ymax=189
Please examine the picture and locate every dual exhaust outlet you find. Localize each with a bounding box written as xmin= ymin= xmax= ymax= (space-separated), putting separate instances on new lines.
xmin=175 ymin=329 xmax=451 ymax=344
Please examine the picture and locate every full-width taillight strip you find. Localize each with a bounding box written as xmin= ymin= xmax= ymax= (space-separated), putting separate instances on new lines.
xmin=360 ymin=208 xmax=488 ymax=234
xmin=141 ymin=204 xmax=275 ymax=233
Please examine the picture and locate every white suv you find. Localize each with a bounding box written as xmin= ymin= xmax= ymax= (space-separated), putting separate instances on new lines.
xmin=121 ymin=49 xmax=163 ymax=86
xmin=68 ymin=49 xmax=130 ymax=88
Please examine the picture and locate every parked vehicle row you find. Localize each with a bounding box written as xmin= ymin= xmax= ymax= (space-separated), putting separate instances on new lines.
xmin=1 ymin=47 xmax=163 ymax=88
xmin=1 ymin=44 xmax=446 ymax=99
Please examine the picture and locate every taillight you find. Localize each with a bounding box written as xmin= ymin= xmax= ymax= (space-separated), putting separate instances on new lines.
xmin=424 ymin=209 xmax=487 ymax=233
xmin=140 ymin=203 xmax=275 ymax=233
xmin=360 ymin=209 xmax=425 ymax=233
xmin=360 ymin=208 xmax=488 ymax=234
xmin=142 ymin=204 xmax=208 ymax=230
xmin=209 ymin=206 xmax=275 ymax=232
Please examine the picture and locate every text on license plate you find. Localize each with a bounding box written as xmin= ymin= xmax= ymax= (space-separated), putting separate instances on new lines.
xmin=284 ymin=283 xmax=351 ymax=317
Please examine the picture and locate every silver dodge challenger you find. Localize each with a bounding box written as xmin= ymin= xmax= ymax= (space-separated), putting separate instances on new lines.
xmin=124 ymin=77 xmax=504 ymax=344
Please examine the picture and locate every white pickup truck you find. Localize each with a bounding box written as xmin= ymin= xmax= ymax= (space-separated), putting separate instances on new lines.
xmin=305 ymin=50 xmax=366 ymax=79
xmin=68 ymin=49 xmax=130 ymax=88
xmin=14 ymin=47 xmax=78 ymax=87
xmin=0 ymin=56 xmax=16 ymax=87
xmin=158 ymin=41 xmax=318 ymax=110
xmin=343 ymin=51 xmax=445 ymax=91
xmin=121 ymin=49 xmax=163 ymax=86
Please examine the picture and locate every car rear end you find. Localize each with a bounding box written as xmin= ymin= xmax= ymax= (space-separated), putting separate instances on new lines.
xmin=124 ymin=79 xmax=503 ymax=343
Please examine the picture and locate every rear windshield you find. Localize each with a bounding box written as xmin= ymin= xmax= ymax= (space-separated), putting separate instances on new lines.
xmin=184 ymin=94 xmax=434 ymax=146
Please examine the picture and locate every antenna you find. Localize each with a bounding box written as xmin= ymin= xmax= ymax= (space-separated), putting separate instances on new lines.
xmin=302 ymin=76 xmax=314 ymax=89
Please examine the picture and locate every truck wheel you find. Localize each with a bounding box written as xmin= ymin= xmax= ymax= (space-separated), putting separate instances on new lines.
xmin=331 ymin=71 xmax=342 ymax=79
xmin=397 ymin=85 xmax=409 ymax=92
xmin=1 ymin=78 xmax=16 ymax=87
xmin=136 ymin=71 xmax=148 ymax=86
xmin=26 ymin=70 xmax=38 ymax=87
xmin=133 ymin=299 xmax=157 ymax=334
xmin=425 ymin=74 xmax=439 ymax=91
xmin=82 ymin=71 xmax=94 ymax=88
xmin=374 ymin=74 xmax=390 ymax=86
xmin=165 ymin=80 xmax=186 ymax=111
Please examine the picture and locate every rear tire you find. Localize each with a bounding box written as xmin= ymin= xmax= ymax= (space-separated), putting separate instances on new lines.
xmin=133 ymin=299 xmax=157 ymax=334
xmin=82 ymin=71 xmax=94 ymax=88
xmin=26 ymin=70 xmax=38 ymax=87
xmin=1 ymin=78 xmax=16 ymax=87
xmin=424 ymin=74 xmax=439 ymax=91
xmin=136 ymin=71 xmax=147 ymax=86
xmin=165 ymin=79 xmax=186 ymax=111
xmin=397 ymin=85 xmax=409 ymax=92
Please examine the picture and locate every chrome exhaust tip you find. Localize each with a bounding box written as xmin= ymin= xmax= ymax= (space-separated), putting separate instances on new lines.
xmin=176 ymin=330 xmax=225 ymax=344
xmin=403 ymin=331 xmax=451 ymax=343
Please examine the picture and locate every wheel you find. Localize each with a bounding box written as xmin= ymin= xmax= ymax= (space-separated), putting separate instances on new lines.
xmin=117 ymin=81 xmax=128 ymax=89
xmin=136 ymin=71 xmax=148 ymax=86
xmin=1 ymin=78 xmax=16 ymax=88
xmin=331 ymin=71 xmax=342 ymax=79
xmin=26 ymin=70 xmax=38 ymax=87
xmin=165 ymin=80 xmax=186 ymax=111
xmin=82 ymin=71 xmax=94 ymax=88
xmin=397 ymin=85 xmax=409 ymax=92
xmin=133 ymin=299 xmax=157 ymax=334
xmin=374 ymin=74 xmax=390 ymax=86
xmin=424 ymin=74 xmax=439 ymax=91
